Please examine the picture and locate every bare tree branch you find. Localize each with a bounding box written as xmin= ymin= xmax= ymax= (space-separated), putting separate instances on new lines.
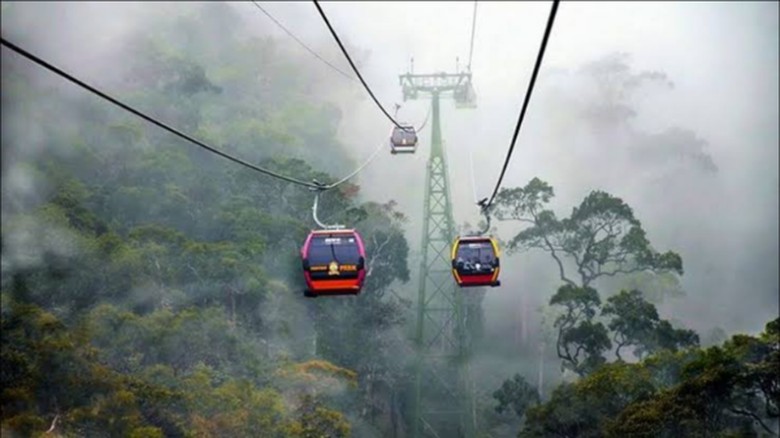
xmin=728 ymin=407 xmax=776 ymax=435
xmin=542 ymin=234 xmax=576 ymax=287
xmin=45 ymin=414 xmax=60 ymax=434
xmin=613 ymin=332 xmax=627 ymax=361
xmin=187 ymin=263 xmax=205 ymax=285
xmin=366 ymin=233 xmax=393 ymax=278
xmin=573 ymin=344 xmax=585 ymax=364
xmin=591 ymin=266 xmax=646 ymax=281
xmin=556 ymin=321 xmax=571 ymax=367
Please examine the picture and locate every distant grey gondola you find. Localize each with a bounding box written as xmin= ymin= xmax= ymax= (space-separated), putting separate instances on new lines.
xmin=390 ymin=125 xmax=418 ymax=154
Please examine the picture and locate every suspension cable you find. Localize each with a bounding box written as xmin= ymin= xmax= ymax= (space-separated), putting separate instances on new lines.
xmin=467 ymin=1 xmax=478 ymax=72
xmin=468 ymin=140 xmax=480 ymax=205
xmin=312 ymin=0 xmax=411 ymax=132
xmin=1 ymin=37 xmax=377 ymax=192
xmin=0 ymin=38 xmax=319 ymax=188
xmin=309 ymin=139 xmax=384 ymax=229
xmin=395 ymin=102 xmax=430 ymax=132
xmin=474 ymin=198 xmax=491 ymax=236
xmin=416 ymin=105 xmax=432 ymax=133
xmin=250 ymin=1 xmax=355 ymax=82
xmin=468 ymin=142 xmax=492 ymax=235
xmin=485 ymin=0 xmax=560 ymax=207
xmin=322 ymin=140 xmax=385 ymax=189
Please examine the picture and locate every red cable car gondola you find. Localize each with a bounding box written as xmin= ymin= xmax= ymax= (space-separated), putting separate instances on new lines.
xmin=301 ymin=229 xmax=366 ymax=297
xmin=451 ymin=236 xmax=501 ymax=287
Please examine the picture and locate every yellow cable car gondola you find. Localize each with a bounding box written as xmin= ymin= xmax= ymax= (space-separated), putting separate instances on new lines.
xmin=451 ymin=235 xmax=501 ymax=287
xmin=451 ymin=199 xmax=501 ymax=287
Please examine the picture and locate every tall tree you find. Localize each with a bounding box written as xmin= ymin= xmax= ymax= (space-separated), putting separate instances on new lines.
xmin=602 ymin=289 xmax=699 ymax=361
xmin=494 ymin=179 xmax=683 ymax=288
xmin=493 ymin=374 xmax=540 ymax=420
xmin=493 ymin=178 xmax=684 ymax=374
xmin=516 ymin=318 xmax=778 ymax=437
xmin=549 ymin=284 xmax=612 ymax=375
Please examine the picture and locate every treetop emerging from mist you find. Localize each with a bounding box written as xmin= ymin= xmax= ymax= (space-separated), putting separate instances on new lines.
xmin=494 ymin=177 xmax=683 ymax=288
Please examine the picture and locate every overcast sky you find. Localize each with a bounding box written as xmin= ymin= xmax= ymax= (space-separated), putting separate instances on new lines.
xmin=2 ymin=1 xmax=777 ymax=337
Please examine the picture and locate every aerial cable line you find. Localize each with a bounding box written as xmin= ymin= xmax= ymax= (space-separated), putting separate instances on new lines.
xmin=310 ymin=140 xmax=385 ymax=229
xmin=250 ymin=1 xmax=355 ymax=82
xmin=0 ymin=37 xmax=377 ymax=192
xmin=312 ymin=0 xmax=411 ymax=132
xmin=484 ymin=0 xmax=560 ymax=207
xmin=468 ymin=140 xmax=493 ymax=236
xmin=467 ymin=0 xmax=478 ymax=72
xmin=416 ymin=106 xmax=432 ymax=132
xmin=0 ymin=38 xmax=315 ymax=188
xmin=468 ymin=141 xmax=480 ymax=205
xmin=394 ymin=103 xmax=430 ymax=132
xmin=312 ymin=140 xmax=385 ymax=190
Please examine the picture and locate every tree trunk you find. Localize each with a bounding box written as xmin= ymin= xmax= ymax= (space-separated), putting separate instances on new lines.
xmin=521 ymin=293 xmax=529 ymax=345
xmin=538 ymin=341 xmax=545 ymax=399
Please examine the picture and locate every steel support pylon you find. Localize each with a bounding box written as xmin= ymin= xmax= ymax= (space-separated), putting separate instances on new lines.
xmin=402 ymin=69 xmax=477 ymax=438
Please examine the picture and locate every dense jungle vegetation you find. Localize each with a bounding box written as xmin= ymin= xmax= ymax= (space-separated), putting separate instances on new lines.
xmin=1 ymin=3 xmax=777 ymax=437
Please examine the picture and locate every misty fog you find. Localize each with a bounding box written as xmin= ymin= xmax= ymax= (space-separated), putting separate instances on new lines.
xmin=1 ymin=1 xmax=777 ymax=436
xmin=224 ymin=1 xmax=778 ymax=337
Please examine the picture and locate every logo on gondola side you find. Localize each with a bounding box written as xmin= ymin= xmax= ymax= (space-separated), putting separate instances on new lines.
xmin=328 ymin=261 xmax=340 ymax=276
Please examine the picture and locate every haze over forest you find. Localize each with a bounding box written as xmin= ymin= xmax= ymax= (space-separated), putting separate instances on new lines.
xmin=1 ymin=2 xmax=777 ymax=437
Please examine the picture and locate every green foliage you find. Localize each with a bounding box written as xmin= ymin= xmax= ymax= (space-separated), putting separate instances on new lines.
xmin=494 ymin=178 xmax=683 ymax=287
xmin=289 ymin=395 xmax=352 ymax=438
xmin=0 ymin=297 xmax=358 ymax=437
xmin=516 ymin=317 xmax=779 ymax=437
xmin=492 ymin=177 xmax=555 ymax=221
xmin=606 ymin=271 xmax=685 ymax=305
xmin=549 ymin=285 xmax=611 ymax=376
xmin=496 ymin=178 xmax=690 ymax=378
xmin=0 ymin=299 xmax=187 ymax=437
xmin=1 ymin=2 xmax=410 ymax=435
xmin=548 ymin=285 xmax=699 ymax=376
xmin=652 ymin=320 xmax=699 ymax=355
xmin=185 ymin=373 xmax=289 ymax=437
xmin=493 ymin=374 xmax=540 ymax=419
xmin=603 ymin=289 xmax=660 ymax=360
xmin=550 ymin=284 xmax=602 ymax=315
xmin=519 ymin=361 xmax=656 ymax=438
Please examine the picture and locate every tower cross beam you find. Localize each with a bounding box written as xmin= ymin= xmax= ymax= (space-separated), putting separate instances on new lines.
xmin=400 ymin=69 xmax=477 ymax=108
xmin=400 ymin=72 xmax=472 ymax=96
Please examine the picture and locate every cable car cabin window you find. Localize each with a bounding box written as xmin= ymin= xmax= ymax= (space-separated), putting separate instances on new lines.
xmin=454 ymin=240 xmax=497 ymax=275
xmin=307 ymin=235 xmax=362 ymax=279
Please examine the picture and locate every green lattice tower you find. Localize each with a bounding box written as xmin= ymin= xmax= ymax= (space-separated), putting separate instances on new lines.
xmin=400 ymin=71 xmax=477 ymax=438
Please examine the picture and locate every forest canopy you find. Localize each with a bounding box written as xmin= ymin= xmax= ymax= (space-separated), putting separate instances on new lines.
xmin=2 ymin=2 xmax=777 ymax=438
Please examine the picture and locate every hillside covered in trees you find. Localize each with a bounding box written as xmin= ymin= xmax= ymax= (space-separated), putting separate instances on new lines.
xmin=2 ymin=2 xmax=777 ymax=437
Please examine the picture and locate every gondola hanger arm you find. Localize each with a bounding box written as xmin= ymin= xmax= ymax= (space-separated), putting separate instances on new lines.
xmin=310 ymin=182 xmax=345 ymax=230
xmin=472 ymin=197 xmax=492 ymax=236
